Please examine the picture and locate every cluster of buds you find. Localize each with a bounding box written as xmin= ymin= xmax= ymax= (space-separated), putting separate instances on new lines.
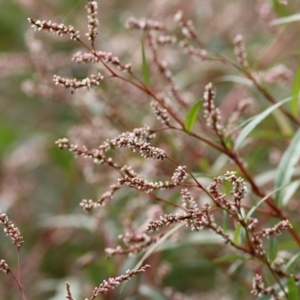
xmin=105 ymin=232 xmax=158 ymax=256
xmin=262 ymin=64 xmax=293 ymax=85
xmin=233 ymin=34 xmax=249 ymax=68
xmin=0 ymin=259 xmax=10 ymax=275
xmin=80 ymin=199 xmax=100 ymax=212
xmin=250 ymin=229 xmax=265 ymax=257
xmin=53 ymin=73 xmax=104 ymax=93
xmin=183 ymin=44 xmax=208 ymax=61
xmin=28 ymin=18 xmax=80 ymax=41
xmin=85 ymin=0 xmax=99 ymax=43
xmin=55 ymin=138 xmax=106 ymax=165
xmin=181 ymin=189 xmax=198 ymax=210
xmin=65 ymin=265 xmax=150 ymax=299
xmin=259 ymin=220 xmax=292 ymax=238
xmin=119 ymin=175 xmax=176 ymax=193
xmin=119 ymin=166 xmax=187 ymax=193
xmin=56 ymin=126 xmax=158 ymax=168
xmin=203 ymin=83 xmax=223 ymax=136
xmin=174 ymin=10 xmax=197 ymax=40
xmin=0 ymin=210 xmax=24 ymax=247
xmin=146 ymin=189 xmax=207 ymax=233
xmin=150 ymin=101 xmax=170 ymax=126
xmin=80 ymin=184 xmax=121 ymax=212
xmin=100 ymin=126 xmax=156 ymax=152
xmin=108 ymin=132 xmax=166 ymax=160
xmin=146 ymin=202 xmax=233 ymax=240
xmin=89 ymin=265 xmax=150 ymax=297
xmin=171 ymin=166 xmax=188 ymax=184
xmin=155 ymin=35 xmax=177 ymax=45
xmin=251 ymin=274 xmax=279 ymax=299
xmin=225 ymin=171 xmax=247 ymax=210
xmin=146 ymin=211 xmax=205 ymax=232
xmin=121 ymin=165 xmax=138 ymax=178
xmin=246 ymin=218 xmax=292 ymax=257
xmin=131 ymin=126 xmax=156 ymax=141
xmin=125 ymin=17 xmax=165 ymax=31
xmin=208 ymin=172 xmax=246 ymax=216
xmin=207 ymin=177 xmax=237 ymax=215
xmin=72 ymin=51 xmax=132 ymax=72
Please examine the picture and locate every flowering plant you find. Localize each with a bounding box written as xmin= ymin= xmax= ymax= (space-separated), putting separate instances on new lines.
xmin=1 ymin=0 xmax=300 ymax=299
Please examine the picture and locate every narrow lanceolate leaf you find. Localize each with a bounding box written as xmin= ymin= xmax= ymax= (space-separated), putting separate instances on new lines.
xmin=275 ymin=128 xmax=300 ymax=205
xmin=139 ymin=285 xmax=168 ymax=300
xmin=287 ymin=276 xmax=299 ymax=300
xmin=245 ymin=185 xmax=293 ymax=221
xmin=282 ymin=180 xmax=300 ymax=206
xmin=141 ymin=41 xmax=150 ymax=88
xmin=184 ymin=101 xmax=201 ymax=132
xmin=233 ymin=224 xmax=242 ymax=245
xmin=222 ymin=210 xmax=228 ymax=233
xmin=269 ymin=237 xmax=277 ymax=264
xmin=245 ymin=191 xmax=276 ymax=220
xmin=134 ymin=223 xmax=185 ymax=271
xmin=270 ymin=13 xmax=300 ymax=26
xmin=234 ymin=97 xmax=291 ymax=150
xmin=286 ymin=251 xmax=300 ymax=272
xmin=291 ymin=64 xmax=300 ymax=117
xmin=216 ymin=75 xmax=253 ymax=87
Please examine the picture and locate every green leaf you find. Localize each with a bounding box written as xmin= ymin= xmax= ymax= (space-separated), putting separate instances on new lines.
xmin=184 ymin=101 xmax=201 ymax=132
xmin=272 ymin=109 xmax=294 ymax=136
xmin=141 ymin=41 xmax=150 ymax=88
xmin=269 ymin=237 xmax=277 ymax=264
xmin=275 ymin=128 xmax=300 ymax=205
xmin=270 ymin=13 xmax=300 ymax=26
xmin=245 ymin=184 xmax=295 ymax=221
xmin=133 ymin=223 xmax=185 ymax=272
xmin=139 ymin=285 xmax=168 ymax=300
xmin=216 ymin=75 xmax=253 ymax=86
xmin=234 ymin=97 xmax=292 ymax=150
xmin=272 ymin=0 xmax=290 ymax=17
xmin=213 ymin=253 xmax=248 ymax=264
xmin=288 ymin=276 xmax=299 ymax=300
xmin=282 ymin=180 xmax=300 ymax=206
xmin=233 ymin=224 xmax=242 ymax=245
xmin=291 ymin=64 xmax=300 ymax=117
xmin=286 ymin=252 xmax=300 ymax=272
xmin=223 ymin=210 xmax=228 ymax=233
xmin=249 ymin=130 xmax=291 ymax=139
